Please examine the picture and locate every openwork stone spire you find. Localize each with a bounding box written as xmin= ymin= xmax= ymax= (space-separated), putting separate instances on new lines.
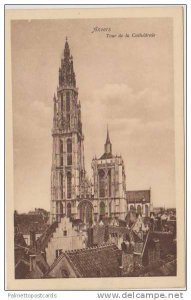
xmin=59 ymin=38 xmax=76 ymax=87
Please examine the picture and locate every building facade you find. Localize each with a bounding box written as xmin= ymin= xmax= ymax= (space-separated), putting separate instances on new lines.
xmin=91 ymin=128 xmax=127 ymax=220
xmin=50 ymin=39 xmax=150 ymax=224
xmin=45 ymin=216 xmax=87 ymax=266
xmin=50 ymin=39 xmax=91 ymax=223
xmin=126 ymin=190 xmax=151 ymax=217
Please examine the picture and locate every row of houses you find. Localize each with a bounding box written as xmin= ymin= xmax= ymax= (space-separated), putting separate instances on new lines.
xmin=14 ymin=210 xmax=176 ymax=279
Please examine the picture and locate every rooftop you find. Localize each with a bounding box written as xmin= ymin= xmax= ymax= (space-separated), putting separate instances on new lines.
xmin=48 ymin=243 xmax=122 ymax=278
xmin=14 ymin=214 xmax=49 ymax=235
xmin=126 ymin=190 xmax=150 ymax=204
xmin=36 ymin=221 xmax=58 ymax=252
xmin=99 ymin=152 xmax=114 ymax=160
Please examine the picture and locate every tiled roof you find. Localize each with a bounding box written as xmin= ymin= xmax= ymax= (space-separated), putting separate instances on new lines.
xmin=93 ymin=225 xmax=106 ymax=245
xmin=48 ymin=243 xmax=122 ymax=278
xmin=126 ymin=190 xmax=150 ymax=204
xmin=26 ymin=256 xmax=49 ymax=278
xmin=149 ymin=231 xmax=175 ymax=257
xmin=36 ymin=221 xmax=58 ymax=252
xmin=65 ymin=243 xmax=121 ymax=277
xmin=158 ymin=259 xmax=176 ymax=276
xmin=92 ymin=224 xmax=130 ymax=246
xmin=108 ymin=226 xmax=130 ymax=238
xmin=15 ymin=259 xmax=30 ymax=279
xmin=99 ymin=152 xmax=114 ymax=160
xmin=142 ymin=259 xmax=176 ymax=276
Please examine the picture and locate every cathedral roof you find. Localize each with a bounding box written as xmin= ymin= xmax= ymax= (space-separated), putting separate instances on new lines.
xmin=126 ymin=190 xmax=151 ymax=204
xmin=99 ymin=152 xmax=114 ymax=160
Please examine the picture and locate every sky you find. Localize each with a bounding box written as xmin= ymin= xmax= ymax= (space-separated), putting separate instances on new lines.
xmin=11 ymin=17 xmax=175 ymax=213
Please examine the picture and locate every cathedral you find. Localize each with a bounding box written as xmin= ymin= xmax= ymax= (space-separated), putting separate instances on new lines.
xmin=50 ymin=39 xmax=150 ymax=224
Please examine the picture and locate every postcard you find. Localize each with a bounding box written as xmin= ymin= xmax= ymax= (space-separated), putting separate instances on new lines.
xmin=5 ymin=6 xmax=185 ymax=290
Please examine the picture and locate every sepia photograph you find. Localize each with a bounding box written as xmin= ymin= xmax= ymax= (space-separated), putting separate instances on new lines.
xmin=5 ymin=6 xmax=185 ymax=290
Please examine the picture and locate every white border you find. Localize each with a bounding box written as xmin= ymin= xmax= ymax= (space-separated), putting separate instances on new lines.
xmin=1 ymin=1 xmax=190 ymax=299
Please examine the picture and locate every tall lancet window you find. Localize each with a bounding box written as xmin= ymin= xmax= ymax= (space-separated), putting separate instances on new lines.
xmin=99 ymin=169 xmax=105 ymax=198
xmin=66 ymin=92 xmax=70 ymax=111
xmin=66 ymin=92 xmax=70 ymax=129
xmin=60 ymin=202 xmax=63 ymax=217
xmin=67 ymin=203 xmax=71 ymax=218
xmin=60 ymin=172 xmax=63 ymax=199
xmin=67 ymin=172 xmax=72 ymax=199
xmin=108 ymin=169 xmax=111 ymax=197
xmin=61 ymin=93 xmax=64 ymax=112
xmin=60 ymin=139 xmax=63 ymax=167
xmin=100 ymin=201 xmax=105 ymax=216
xmin=67 ymin=139 xmax=72 ymax=165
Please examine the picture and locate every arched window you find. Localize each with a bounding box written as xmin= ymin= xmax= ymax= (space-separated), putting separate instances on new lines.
xmin=67 ymin=172 xmax=72 ymax=199
xmin=130 ymin=205 xmax=134 ymax=212
xmin=78 ymin=201 xmax=93 ymax=224
xmin=56 ymin=202 xmax=59 ymax=214
xmin=100 ymin=202 xmax=105 ymax=216
xmin=66 ymin=92 xmax=70 ymax=112
xmin=60 ymin=172 xmax=63 ymax=199
xmin=60 ymin=140 xmax=63 ymax=166
xmin=60 ymin=139 xmax=63 ymax=153
xmin=66 ymin=92 xmax=70 ymax=129
xmin=61 ymin=93 xmax=64 ymax=111
xmin=60 ymin=202 xmax=63 ymax=216
xmin=67 ymin=139 xmax=72 ymax=165
xmin=137 ymin=205 xmax=142 ymax=215
xmin=67 ymin=203 xmax=71 ymax=218
xmin=145 ymin=204 xmax=149 ymax=217
xmin=66 ymin=114 xmax=70 ymax=129
xmin=67 ymin=139 xmax=72 ymax=152
xmin=108 ymin=169 xmax=111 ymax=197
xmin=109 ymin=202 xmax=112 ymax=216
xmin=99 ymin=169 xmax=105 ymax=198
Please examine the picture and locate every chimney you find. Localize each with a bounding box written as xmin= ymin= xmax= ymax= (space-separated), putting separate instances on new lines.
xmin=29 ymin=254 xmax=36 ymax=272
xmin=120 ymin=250 xmax=134 ymax=276
xmin=29 ymin=230 xmax=36 ymax=248
xmin=87 ymin=227 xmax=94 ymax=247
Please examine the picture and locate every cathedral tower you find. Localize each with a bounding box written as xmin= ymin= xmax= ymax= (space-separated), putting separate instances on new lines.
xmin=92 ymin=128 xmax=127 ymax=220
xmin=50 ymin=39 xmax=86 ymax=223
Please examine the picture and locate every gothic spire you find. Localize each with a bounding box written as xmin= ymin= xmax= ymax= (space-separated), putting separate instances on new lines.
xmin=63 ymin=37 xmax=70 ymax=60
xmin=53 ymin=94 xmax=57 ymax=128
xmin=104 ymin=125 xmax=112 ymax=155
xmin=59 ymin=37 xmax=76 ymax=88
xmin=106 ymin=125 xmax=111 ymax=144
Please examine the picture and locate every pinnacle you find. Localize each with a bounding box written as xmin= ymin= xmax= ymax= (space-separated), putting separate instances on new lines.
xmin=106 ymin=125 xmax=111 ymax=144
